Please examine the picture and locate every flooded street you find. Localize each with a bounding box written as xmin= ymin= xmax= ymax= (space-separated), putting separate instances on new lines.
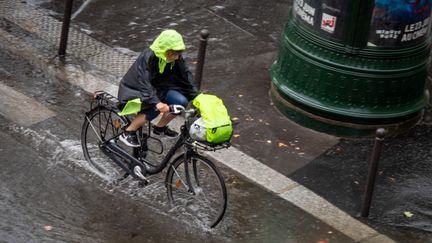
xmin=0 ymin=49 xmax=214 ymax=242
xmin=0 ymin=45 xmax=351 ymax=242
xmin=2 ymin=0 xmax=432 ymax=241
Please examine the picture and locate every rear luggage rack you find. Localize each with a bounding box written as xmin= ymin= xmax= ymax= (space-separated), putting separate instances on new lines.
xmin=189 ymin=140 xmax=231 ymax=151
xmin=92 ymin=91 xmax=120 ymax=111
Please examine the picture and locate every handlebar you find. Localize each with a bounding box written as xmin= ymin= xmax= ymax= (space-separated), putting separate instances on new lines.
xmin=169 ymin=105 xmax=196 ymax=115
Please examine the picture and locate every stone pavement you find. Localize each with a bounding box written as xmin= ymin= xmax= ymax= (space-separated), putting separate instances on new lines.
xmin=1 ymin=0 xmax=431 ymax=242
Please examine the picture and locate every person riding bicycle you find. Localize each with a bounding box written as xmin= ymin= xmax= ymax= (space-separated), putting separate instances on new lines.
xmin=118 ymin=29 xmax=197 ymax=147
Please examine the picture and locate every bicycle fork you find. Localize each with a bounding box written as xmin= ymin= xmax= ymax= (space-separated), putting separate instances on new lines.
xmin=172 ymin=152 xmax=199 ymax=195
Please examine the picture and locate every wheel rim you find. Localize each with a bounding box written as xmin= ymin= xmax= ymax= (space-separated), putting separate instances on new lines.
xmin=167 ymin=156 xmax=227 ymax=228
xmin=82 ymin=108 xmax=129 ymax=180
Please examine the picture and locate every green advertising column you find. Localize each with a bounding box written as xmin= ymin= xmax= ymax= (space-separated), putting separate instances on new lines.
xmin=271 ymin=0 xmax=431 ymax=136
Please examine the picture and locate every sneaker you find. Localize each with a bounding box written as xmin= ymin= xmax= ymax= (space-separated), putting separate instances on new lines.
xmin=153 ymin=125 xmax=178 ymax=138
xmin=119 ymin=131 xmax=140 ymax=147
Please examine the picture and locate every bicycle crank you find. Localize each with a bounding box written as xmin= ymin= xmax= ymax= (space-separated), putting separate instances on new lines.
xmin=133 ymin=165 xmax=149 ymax=185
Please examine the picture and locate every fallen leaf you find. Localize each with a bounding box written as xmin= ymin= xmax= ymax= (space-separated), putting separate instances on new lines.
xmin=278 ymin=142 xmax=289 ymax=148
xmin=232 ymin=117 xmax=240 ymax=121
xmin=295 ymin=147 xmax=300 ymax=150
xmin=317 ymin=240 xmax=329 ymax=243
xmin=44 ymin=225 xmax=53 ymax=231
xmin=233 ymin=134 xmax=240 ymax=138
xmin=404 ymin=211 xmax=413 ymax=218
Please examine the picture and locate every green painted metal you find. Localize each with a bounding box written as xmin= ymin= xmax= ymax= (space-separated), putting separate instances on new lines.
xmin=271 ymin=0 xmax=431 ymax=136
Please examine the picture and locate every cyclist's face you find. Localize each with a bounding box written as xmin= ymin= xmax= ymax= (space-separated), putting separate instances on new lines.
xmin=166 ymin=50 xmax=182 ymax=62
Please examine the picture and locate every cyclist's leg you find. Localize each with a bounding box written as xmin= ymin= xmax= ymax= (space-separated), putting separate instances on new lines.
xmin=124 ymin=107 xmax=159 ymax=131
xmin=120 ymin=107 xmax=159 ymax=146
xmin=165 ymin=90 xmax=189 ymax=107
xmin=125 ymin=113 xmax=146 ymax=131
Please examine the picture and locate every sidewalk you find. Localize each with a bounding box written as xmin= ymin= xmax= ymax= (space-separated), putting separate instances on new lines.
xmin=1 ymin=0 xmax=430 ymax=242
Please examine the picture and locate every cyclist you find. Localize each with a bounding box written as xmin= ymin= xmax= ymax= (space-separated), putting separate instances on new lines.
xmin=118 ymin=29 xmax=197 ymax=147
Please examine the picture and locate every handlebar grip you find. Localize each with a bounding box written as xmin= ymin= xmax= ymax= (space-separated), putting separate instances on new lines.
xmin=169 ymin=105 xmax=185 ymax=115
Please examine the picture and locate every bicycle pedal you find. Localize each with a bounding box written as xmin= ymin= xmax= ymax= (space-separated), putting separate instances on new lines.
xmin=133 ymin=165 xmax=148 ymax=180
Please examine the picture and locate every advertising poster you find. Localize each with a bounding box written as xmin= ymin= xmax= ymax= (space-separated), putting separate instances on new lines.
xmin=293 ymin=0 xmax=348 ymax=40
xmin=368 ymin=0 xmax=432 ymax=47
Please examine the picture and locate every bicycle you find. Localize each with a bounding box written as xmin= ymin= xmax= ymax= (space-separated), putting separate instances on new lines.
xmin=81 ymin=91 xmax=229 ymax=228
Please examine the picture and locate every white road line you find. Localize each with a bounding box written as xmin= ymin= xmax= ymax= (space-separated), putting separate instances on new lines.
xmin=0 ymin=82 xmax=55 ymax=126
xmin=208 ymin=147 xmax=395 ymax=243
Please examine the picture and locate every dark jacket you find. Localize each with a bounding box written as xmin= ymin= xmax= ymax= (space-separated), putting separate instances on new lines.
xmin=117 ymin=48 xmax=197 ymax=105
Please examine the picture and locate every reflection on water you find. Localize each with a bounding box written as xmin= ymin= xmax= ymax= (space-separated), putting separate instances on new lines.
xmin=1 ymin=124 xmax=226 ymax=241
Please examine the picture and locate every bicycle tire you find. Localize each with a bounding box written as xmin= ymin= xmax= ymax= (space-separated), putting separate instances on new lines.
xmin=81 ymin=106 xmax=129 ymax=179
xmin=166 ymin=154 xmax=227 ymax=228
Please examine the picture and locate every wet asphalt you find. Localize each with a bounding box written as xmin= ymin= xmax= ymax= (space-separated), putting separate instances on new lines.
xmin=0 ymin=44 xmax=352 ymax=241
xmin=2 ymin=0 xmax=432 ymax=241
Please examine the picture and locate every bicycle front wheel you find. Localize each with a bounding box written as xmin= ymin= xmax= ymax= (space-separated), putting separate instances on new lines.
xmin=166 ymin=154 xmax=227 ymax=228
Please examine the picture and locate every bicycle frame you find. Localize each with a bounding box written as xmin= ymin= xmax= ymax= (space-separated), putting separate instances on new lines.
xmin=95 ymin=116 xmax=194 ymax=177
xmin=86 ymin=92 xmax=228 ymax=183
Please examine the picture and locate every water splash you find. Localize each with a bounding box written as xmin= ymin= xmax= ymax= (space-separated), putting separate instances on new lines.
xmin=7 ymin=125 xmax=222 ymax=231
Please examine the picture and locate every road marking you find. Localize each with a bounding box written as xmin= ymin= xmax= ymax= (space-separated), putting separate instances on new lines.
xmin=208 ymin=148 xmax=395 ymax=243
xmin=280 ymin=186 xmax=387 ymax=242
xmin=0 ymin=82 xmax=55 ymax=126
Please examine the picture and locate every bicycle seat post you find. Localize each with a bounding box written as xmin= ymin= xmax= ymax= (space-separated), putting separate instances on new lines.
xmin=132 ymin=126 xmax=149 ymax=161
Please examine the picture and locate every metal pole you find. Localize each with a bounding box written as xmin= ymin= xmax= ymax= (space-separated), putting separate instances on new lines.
xmin=194 ymin=29 xmax=209 ymax=91
xmin=360 ymin=128 xmax=387 ymax=217
xmin=58 ymin=0 xmax=74 ymax=57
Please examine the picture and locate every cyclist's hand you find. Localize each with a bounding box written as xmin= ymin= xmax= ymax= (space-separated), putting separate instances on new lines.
xmin=156 ymin=102 xmax=170 ymax=113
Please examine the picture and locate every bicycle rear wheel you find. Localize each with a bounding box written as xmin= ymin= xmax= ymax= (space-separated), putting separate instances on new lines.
xmin=81 ymin=106 xmax=130 ymax=179
xmin=166 ymin=154 xmax=227 ymax=228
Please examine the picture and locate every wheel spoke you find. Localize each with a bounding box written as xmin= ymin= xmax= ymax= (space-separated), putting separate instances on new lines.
xmin=82 ymin=107 xmax=127 ymax=180
xmin=167 ymin=154 xmax=227 ymax=228
xmin=192 ymin=158 xmax=200 ymax=187
xmin=86 ymin=115 xmax=103 ymax=142
xmin=171 ymin=164 xmax=189 ymax=191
